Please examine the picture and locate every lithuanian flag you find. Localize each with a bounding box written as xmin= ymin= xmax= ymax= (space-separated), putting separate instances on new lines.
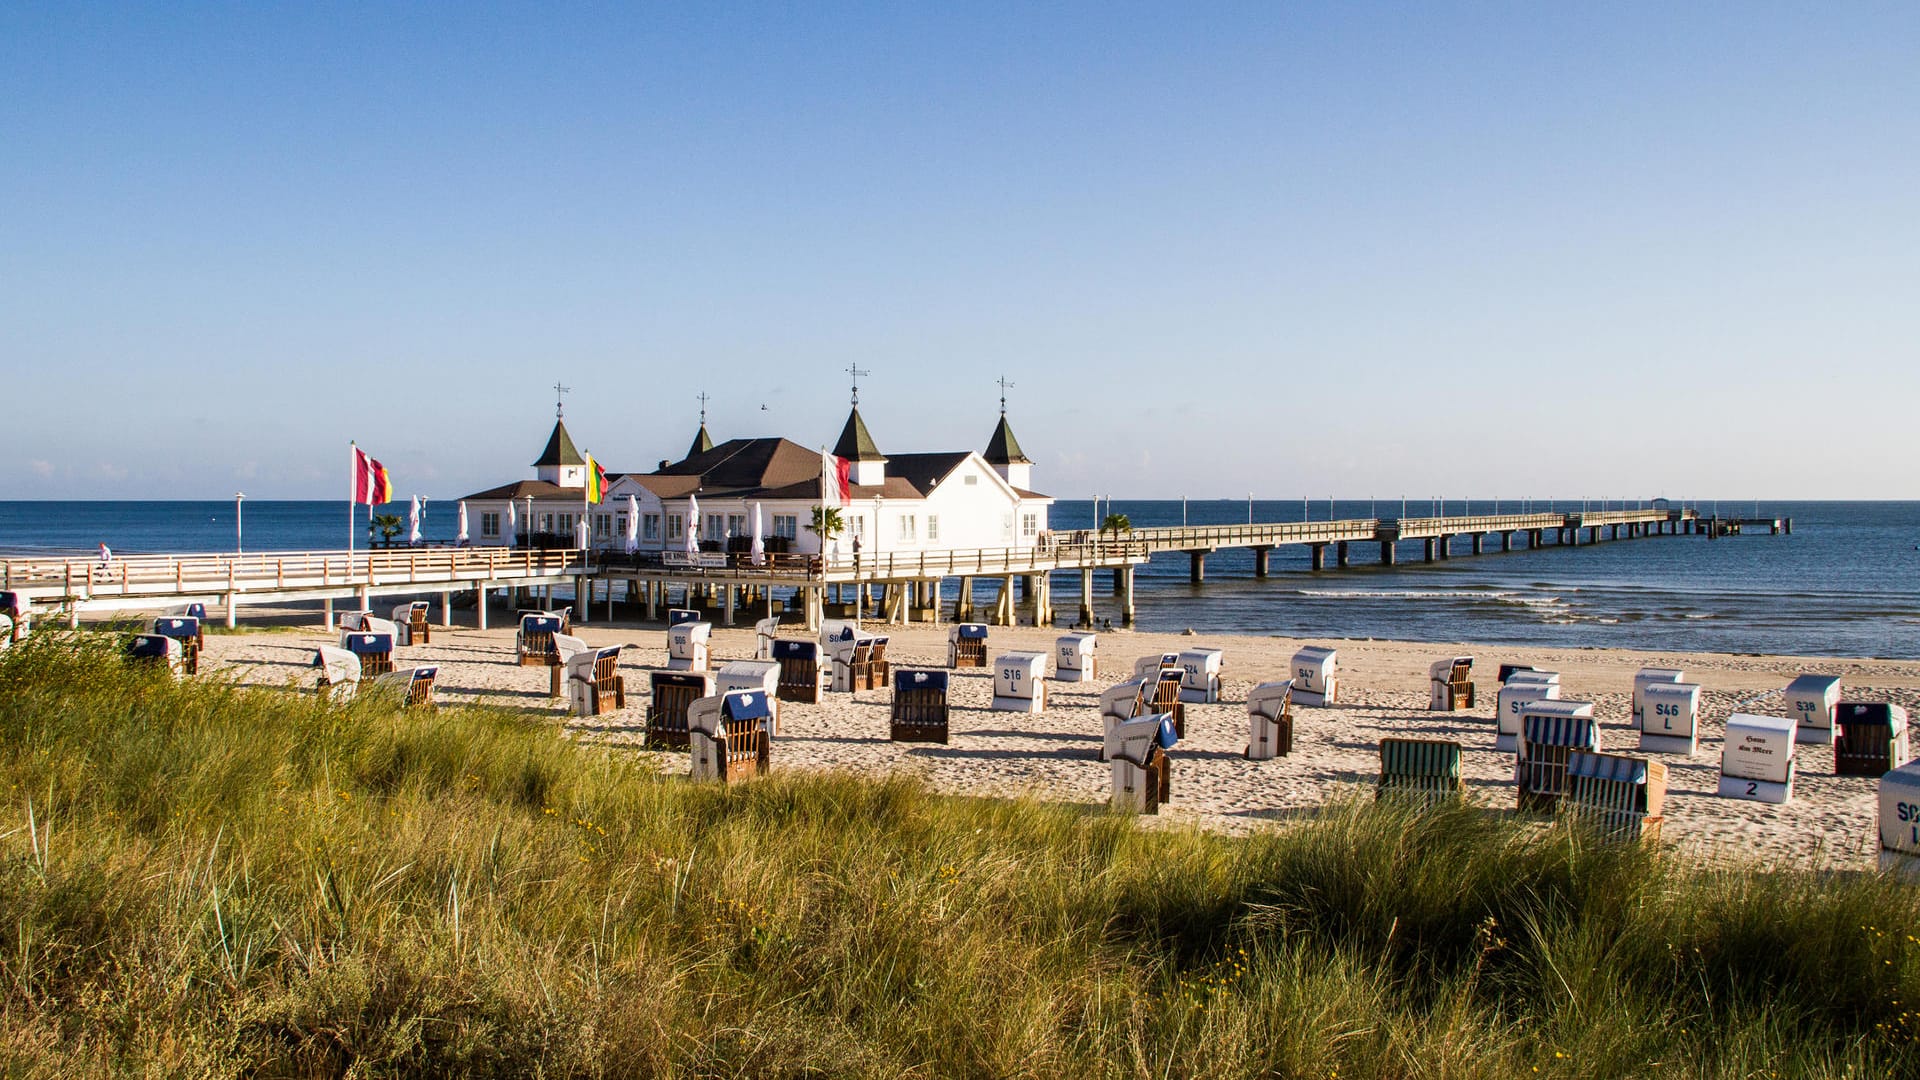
xmin=585 ymin=452 xmax=607 ymax=504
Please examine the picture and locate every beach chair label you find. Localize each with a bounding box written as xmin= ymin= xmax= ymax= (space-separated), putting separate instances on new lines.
xmin=1291 ymin=646 xmax=1337 ymax=706
xmin=1785 ymin=675 xmax=1842 ymax=745
xmin=1054 ymin=633 xmax=1097 ymax=683
xmin=992 ymin=651 xmax=1048 ymax=713
xmin=1177 ymin=648 xmax=1224 ymax=704
xmin=1637 ymin=682 xmax=1702 ymax=756
xmin=1718 ymin=712 xmax=1797 ymax=803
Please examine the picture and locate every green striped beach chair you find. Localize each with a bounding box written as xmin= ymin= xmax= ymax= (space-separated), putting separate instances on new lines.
xmin=1377 ymin=738 xmax=1464 ymax=804
xmin=1562 ymin=750 xmax=1666 ymax=844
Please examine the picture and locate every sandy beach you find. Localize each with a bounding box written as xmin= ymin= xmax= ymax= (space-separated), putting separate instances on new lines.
xmin=198 ymin=620 xmax=1920 ymax=870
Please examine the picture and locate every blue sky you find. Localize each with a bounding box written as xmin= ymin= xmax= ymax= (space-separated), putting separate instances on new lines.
xmin=3 ymin=3 xmax=1915 ymax=501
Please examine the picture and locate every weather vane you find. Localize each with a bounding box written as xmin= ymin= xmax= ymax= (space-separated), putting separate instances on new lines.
xmin=997 ymin=375 xmax=1015 ymax=415
xmin=847 ymin=364 xmax=870 ymax=406
xmin=696 ymin=390 xmax=710 ymax=424
xmin=553 ymin=381 xmax=571 ymax=418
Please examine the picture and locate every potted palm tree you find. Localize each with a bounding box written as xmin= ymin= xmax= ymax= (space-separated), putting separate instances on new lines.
xmin=808 ymin=506 xmax=854 ymax=616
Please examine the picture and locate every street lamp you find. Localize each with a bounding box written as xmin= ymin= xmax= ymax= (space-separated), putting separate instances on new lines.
xmin=235 ymin=492 xmax=245 ymax=555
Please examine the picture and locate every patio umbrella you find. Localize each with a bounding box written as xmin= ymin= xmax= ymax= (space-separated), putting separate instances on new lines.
xmin=624 ymin=494 xmax=639 ymax=554
xmin=408 ymin=496 xmax=423 ymax=545
xmin=685 ymin=493 xmax=700 ymax=553
xmin=750 ymin=502 xmax=766 ymax=565
xmin=456 ymin=501 xmax=469 ymax=545
xmin=506 ymin=500 xmax=516 ymax=540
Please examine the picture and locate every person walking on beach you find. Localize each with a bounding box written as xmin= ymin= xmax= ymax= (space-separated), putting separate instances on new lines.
xmin=98 ymin=541 xmax=112 ymax=566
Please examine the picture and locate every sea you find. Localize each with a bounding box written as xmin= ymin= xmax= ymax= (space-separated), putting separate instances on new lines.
xmin=3 ymin=499 xmax=1917 ymax=659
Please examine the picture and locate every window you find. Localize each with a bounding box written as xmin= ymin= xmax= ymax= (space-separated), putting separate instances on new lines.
xmin=1002 ymin=514 xmax=1014 ymax=541
xmin=727 ymin=514 xmax=747 ymax=538
xmin=1021 ymin=513 xmax=1039 ymax=538
xmin=556 ymin=513 xmax=576 ymax=537
xmin=964 ymin=475 xmax=978 ymax=486
xmin=667 ymin=514 xmax=683 ymax=541
xmin=540 ymin=513 xmax=555 ymax=533
xmin=705 ymin=514 xmax=724 ymax=540
xmin=850 ymin=515 xmax=865 ymax=541
xmin=480 ymin=512 xmax=500 ymax=538
xmin=644 ymin=514 xmax=661 ymax=540
xmin=926 ymin=515 xmax=938 ymax=541
xmin=773 ymin=514 xmax=797 ymax=539
xmin=594 ymin=513 xmax=612 ymax=539
xmin=899 ymin=514 xmax=917 ymax=541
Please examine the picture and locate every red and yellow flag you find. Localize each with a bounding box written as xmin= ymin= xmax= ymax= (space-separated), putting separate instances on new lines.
xmin=353 ymin=446 xmax=392 ymax=505
xmin=585 ymin=452 xmax=607 ymax=504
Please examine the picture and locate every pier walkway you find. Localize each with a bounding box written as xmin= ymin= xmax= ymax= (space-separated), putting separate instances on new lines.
xmin=2 ymin=506 xmax=1781 ymax=632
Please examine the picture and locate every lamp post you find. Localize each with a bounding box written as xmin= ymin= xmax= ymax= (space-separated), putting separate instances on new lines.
xmin=235 ymin=492 xmax=245 ymax=555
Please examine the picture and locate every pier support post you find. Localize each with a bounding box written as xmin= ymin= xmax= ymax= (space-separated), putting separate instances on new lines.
xmin=1471 ymin=534 xmax=1485 ymax=555
xmin=1424 ymin=538 xmax=1437 ymax=563
xmin=1380 ymin=541 xmax=1397 ymax=565
xmin=1253 ymin=546 xmax=1272 ymax=577
xmin=1189 ymin=551 xmax=1207 ymax=584
xmin=1079 ymin=569 xmax=1095 ymax=628
xmin=358 ymin=585 xmax=371 ymax=610
xmin=226 ymin=592 xmax=238 ymax=629
xmin=1120 ymin=567 xmax=1136 ymax=627
xmin=1438 ymin=536 xmax=1452 ymax=560
xmin=1337 ymin=541 xmax=1350 ymax=567
xmin=323 ymin=597 xmax=334 ymax=630
xmin=724 ymin=583 xmax=736 ymax=627
xmin=1112 ymin=569 xmax=1125 ymax=595
xmin=1588 ymin=527 xmax=1599 ymax=544
xmin=1309 ymin=544 xmax=1327 ymax=571
xmin=441 ymin=589 xmax=453 ymax=628
xmin=956 ymin=576 xmax=974 ymax=621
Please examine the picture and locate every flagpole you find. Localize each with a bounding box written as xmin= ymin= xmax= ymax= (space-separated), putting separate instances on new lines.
xmin=581 ymin=452 xmax=590 ymax=553
xmin=348 ymin=441 xmax=356 ymax=558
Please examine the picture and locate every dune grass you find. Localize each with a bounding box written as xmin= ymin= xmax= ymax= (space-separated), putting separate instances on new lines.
xmin=0 ymin=632 xmax=1916 ymax=1077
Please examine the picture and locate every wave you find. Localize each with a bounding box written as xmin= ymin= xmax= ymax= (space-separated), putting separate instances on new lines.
xmin=1294 ymin=589 xmax=1564 ymax=607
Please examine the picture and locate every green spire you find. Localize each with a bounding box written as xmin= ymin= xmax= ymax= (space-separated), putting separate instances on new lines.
xmin=833 ymin=406 xmax=886 ymax=462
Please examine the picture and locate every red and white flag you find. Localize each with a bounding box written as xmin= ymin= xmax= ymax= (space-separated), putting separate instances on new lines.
xmin=820 ymin=449 xmax=850 ymax=507
xmin=353 ymin=446 xmax=393 ymax=505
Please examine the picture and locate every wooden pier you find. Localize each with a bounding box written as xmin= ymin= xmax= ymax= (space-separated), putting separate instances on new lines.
xmin=1 ymin=506 xmax=1783 ymax=633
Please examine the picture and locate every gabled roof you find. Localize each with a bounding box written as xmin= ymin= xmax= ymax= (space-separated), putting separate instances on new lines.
xmin=643 ymin=437 xmax=823 ymax=500
xmin=460 ymin=479 xmax=578 ymax=501
xmin=686 ymin=424 xmax=714 ymax=458
xmin=531 ymin=419 xmax=585 ymax=468
xmin=833 ymin=407 xmax=886 ymax=462
xmin=984 ymin=415 xmax=1030 ymax=465
xmin=885 ymin=452 xmax=971 ymax=496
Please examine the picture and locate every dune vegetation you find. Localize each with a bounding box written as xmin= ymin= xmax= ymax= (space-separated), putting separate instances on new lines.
xmin=0 ymin=631 xmax=1915 ymax=1077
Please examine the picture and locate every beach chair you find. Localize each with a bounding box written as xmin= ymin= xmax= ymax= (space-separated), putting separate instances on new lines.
xmin=667 ymin=607 xmax=703 ymax=628
xmin=772 ymin=639 xmax=826 ymax=704
xmin=1290 ymin=646 xmax=1338 ymax=707
xmin=1496 ymin=670 xmax=1561 ymax=752
xmin=1427 ymin=656 xmax=1475 ymax=711
xmin=1107 ymin=713 xmax=1177 ymax=814
xmin=754 ymin=616 xmax=781 ymax=660
xmin=1098 ymin=676 xmax=1152 ymax=760
xmin=1637 ymin=682 xmax=1702 ymax=756
xmin=1719 ymin=712 xmax=1797 ymax=803
xmin=820 ymin=618 xmax=858 ymax=645
xmin=992 ymin=651 xmax=1048 ymax=713
xmin=1834 ymin=703 xmax=1912 ymax=777
xmin=1786 ymin=674 xmax=1843 ymax=746
xmin=341 ymin=631 xmax=395 ymax=676
xmin=151 ymin=616 xmax=202 ymax=675
xmin=1498 ymin=663 xmax=1540 ymax=684
xmin=1 ymin=592 xmax=32 ymax=643
xmin=1178 ymin=648 xmax=1224 ymax=704
xmin=338 ymin=609 xmax=375 ymax=632
xmin=567 ymin=645 xmax=625 ymax=717
xmin=890 ymin=669 xmax=951 ymax=743
xmin=1630 ymin=668 xmax=1686 ymax=730
xmin=1377 ymin=738 xmax=1463 ymax=804
xmin=868 ymin=635 xmax=891 ymax=687
xmin=716 ymin=660 xmax=781 ymax=733
xmin=126 ymin=633 xmax=184 ymax=678
xmin=948 ymin=623 xmax=989 ymax=668
xmin=1133 ymin=653 xmax=1179 ymax=679
xmin=1054 ymin=633 xmax=1098 ymax=683
xmin=390 ymin=601 xmax=431 ymax=646
xmin=1563 ymin=750 xmax=1666 ymax=844
xmin=1878 ymin=760 xmax=1920 ymax=880
xmin=1246 ymin=680 xmax=1294 ymax=759
xmin=0 ymin=614 xmax=13 ymax=651
xmin=667 ymin=621 xmax=712 ymax=672
xmin=828 ymin=634 xmax=875 ymax=693
xmin=517 ymin=614 xmax=563 ymax=667
xmin=313 ymin=645 xmax=361 ymax=700
xmin=1515 ymin=702 xmax=1599 ymax=812
xmin=367 ymin=665 xmax=437 ymax=710
xmin=546 ymin=632 xmax=592 ymax=696
xmin=1151 ymin=667 xmax=1186 ymax=737
xmin=688 ymin=690 xmax=773 ymax=783
xmin=167 ymin=602 xmax=207 ymax=621
xmin=646 ymin=671 xmax=712 ymax=748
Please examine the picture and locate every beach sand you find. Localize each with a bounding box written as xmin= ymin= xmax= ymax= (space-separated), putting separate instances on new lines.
xmin=199 ymin=621 xmax=1920 ymax=870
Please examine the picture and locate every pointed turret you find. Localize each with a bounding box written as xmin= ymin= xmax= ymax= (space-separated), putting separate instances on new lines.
xmin=687 ymin=424 xmax=714 ymax=459
xmin=834 ymin=406 xmax=888 ymax=486
xmin=532 ymin=417 xmax=587 ymax=487
xmin=984 ymin=378 xmax=1033 ymax=490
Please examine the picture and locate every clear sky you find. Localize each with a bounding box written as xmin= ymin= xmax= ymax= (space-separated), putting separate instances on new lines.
xmin=3 ymin=3 xmax=1915 ymax=502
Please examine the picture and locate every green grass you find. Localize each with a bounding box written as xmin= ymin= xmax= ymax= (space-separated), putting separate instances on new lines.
xmin=0 ymin=631 xmax=1916 ymax=1077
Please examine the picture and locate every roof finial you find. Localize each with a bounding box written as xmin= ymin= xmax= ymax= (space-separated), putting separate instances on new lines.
xmin=996 ymin=375 xmax=1015 ymax=415
xmin=846 ymin=364 xmax=870 ymax=406
xmin=553 ymin=381 xmax=571 ymax=418
xmin=696 ymin=390 xmax=710 ymax=425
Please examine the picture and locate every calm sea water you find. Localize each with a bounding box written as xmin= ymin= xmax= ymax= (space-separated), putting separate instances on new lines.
xmin=3 ymin=499 xmax=1917 ymax=658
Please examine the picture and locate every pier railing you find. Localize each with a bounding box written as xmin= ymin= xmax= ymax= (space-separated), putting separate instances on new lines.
xmin=2 ymin=547 xmax=590 ymax=601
